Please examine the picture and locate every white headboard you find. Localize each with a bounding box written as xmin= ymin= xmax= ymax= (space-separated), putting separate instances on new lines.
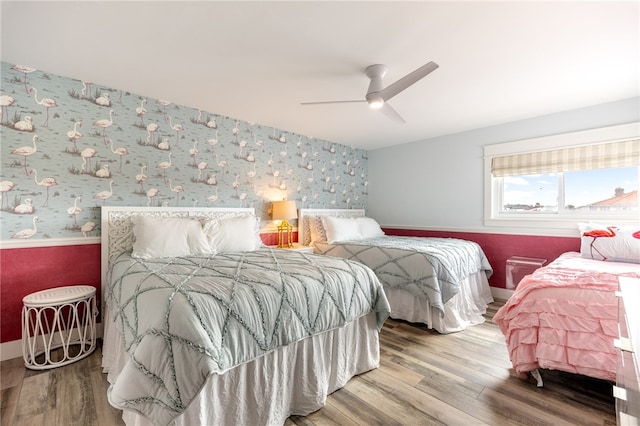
xmin=100 ymin=206 xmax=254 ymax=308
xmin=298 ymin=208 xmax=365 ymax=246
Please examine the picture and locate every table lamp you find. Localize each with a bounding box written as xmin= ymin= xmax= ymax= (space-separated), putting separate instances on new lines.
xmin=272 ymin=199 xmax=297 ymax=248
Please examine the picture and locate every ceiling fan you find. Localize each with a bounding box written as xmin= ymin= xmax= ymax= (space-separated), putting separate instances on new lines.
xmin=301 ymin=61 xmax=439 ymax=124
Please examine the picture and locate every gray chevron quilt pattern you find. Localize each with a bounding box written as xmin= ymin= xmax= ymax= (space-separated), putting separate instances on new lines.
xmin=314 ymin=236 xmax=492 ymax=314
xmin=106 ymin=248 xmax=390 ymax=425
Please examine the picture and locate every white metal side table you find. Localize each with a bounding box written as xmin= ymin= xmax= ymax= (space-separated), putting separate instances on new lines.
xmin=22 ymin=285 xmax=97 ymax=370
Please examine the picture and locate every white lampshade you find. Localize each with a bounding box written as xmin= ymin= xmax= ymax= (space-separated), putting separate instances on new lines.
xmin=272 ymin=200 xmax=297 ymax=221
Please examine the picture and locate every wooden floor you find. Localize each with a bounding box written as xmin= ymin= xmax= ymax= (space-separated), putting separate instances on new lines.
xmin=1 ymin=301 xmax=616 ymax=426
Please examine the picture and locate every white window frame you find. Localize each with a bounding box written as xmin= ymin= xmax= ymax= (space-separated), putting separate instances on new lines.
xmin=483 ymin=122 xmax=640 ymax=236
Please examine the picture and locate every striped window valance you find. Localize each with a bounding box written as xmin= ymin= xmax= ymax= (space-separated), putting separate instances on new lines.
xmin=491 ymin=139 xmax=640 ymax=177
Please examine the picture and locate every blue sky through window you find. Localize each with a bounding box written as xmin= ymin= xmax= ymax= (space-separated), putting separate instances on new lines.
xmin=504 ymin=167 xmax=638 ymax=209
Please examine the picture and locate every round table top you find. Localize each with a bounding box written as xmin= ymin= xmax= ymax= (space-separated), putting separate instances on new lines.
xmin=23 ymin=285 xmax=96 ymax=306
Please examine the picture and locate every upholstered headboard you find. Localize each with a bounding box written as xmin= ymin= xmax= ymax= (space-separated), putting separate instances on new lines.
xmin=100 ymin=206 xmax=254 ymax=308
xmin=298 ymin=208 xmax=365 ymax=246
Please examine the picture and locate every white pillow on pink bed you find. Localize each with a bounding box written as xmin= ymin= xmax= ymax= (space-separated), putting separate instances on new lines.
xmin=579 ymin=222 xmax=640 ymax=264
xmin=131 ymin=216 xmax=210 ymax=259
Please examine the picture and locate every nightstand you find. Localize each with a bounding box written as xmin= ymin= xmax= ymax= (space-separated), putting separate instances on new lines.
xmin=22 ymin=285 xmax=98 ymax=370
xmin=271 ymin=243 xmax=314 ymax=253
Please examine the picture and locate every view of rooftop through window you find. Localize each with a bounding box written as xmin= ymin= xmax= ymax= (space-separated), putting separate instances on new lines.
xmin=502 ymin=167 xmax=639 ymax=212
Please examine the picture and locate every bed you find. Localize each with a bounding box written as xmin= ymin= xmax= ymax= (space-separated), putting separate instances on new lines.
xmin=494 ymin=225 xmax=640 ymax=387
xmin=298 ymin=208 xmax=494 ymax=334
xmin=100 ymin=206 xmax=391 ymax=426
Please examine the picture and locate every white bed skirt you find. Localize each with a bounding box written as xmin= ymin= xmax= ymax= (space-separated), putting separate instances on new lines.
xmin=385 ymin=270 xmax=493 ymax=333
xmin=102 ymin=311 xmax=380 ymax=426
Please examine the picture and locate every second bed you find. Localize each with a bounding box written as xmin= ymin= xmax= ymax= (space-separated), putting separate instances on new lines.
xmin=299 ymin=208 xmax=494 ymax=333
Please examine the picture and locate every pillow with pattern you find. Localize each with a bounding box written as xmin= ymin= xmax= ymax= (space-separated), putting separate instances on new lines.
xmin=579 ymin=222 xmax=640 ymax=264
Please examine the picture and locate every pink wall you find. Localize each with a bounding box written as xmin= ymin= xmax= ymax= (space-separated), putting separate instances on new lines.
xmin=1 ymin=244 xmax=102 ymax=343
xmin=0 ymin=232 xmax=290 ymax=343
xmin=382 ymin=228 xmax=580 ymax=290
xmin=0 ymin=229 xmax=576 ymax=344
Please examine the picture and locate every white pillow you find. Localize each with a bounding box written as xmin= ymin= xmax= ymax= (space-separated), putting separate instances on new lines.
xmin=357 ymin=217 xmax=385 ymax=238
xmin=203 ymin=215 xmax=262 ymax=253
xmin=131 ymin=216 xmax=210 ymax=259
xmin=321 ymin=216 xmax=361 ymax=243
xmin=579 ymin=222 xmax=640 ymax=264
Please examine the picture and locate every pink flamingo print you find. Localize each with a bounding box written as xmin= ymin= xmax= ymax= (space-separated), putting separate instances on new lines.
xmin=81 ymin=221 xmax=97 ymax=237
xmin=146 ymin=122 xmax=158 ymax=145
xmin=136 ymin=164 xmax=147 ymax=191
xmin=67 ymin=196 xmax=82 ymax=227
xmin=207 ymin=131 xmax=219 ymax=157
xmin=11 ymin=216 xmax=39 ymax=239
xmin=95 ymin=92 xmax=111 ymax=107
xmin=11 ymin=65 xmax=36 ymax=94
xmin=81 ymin=81 xmax=92 ymax=99
xmin=14 ymin=198 xmax=34 ymax=214
xmin=197 ymin=162 xmax=208 ymax=181
xmin=166 ymin=116 xmax=183 ymax=146
xmin=14 ymin=116 xmax=34 ymax=132
xmin=206 ymin=187 xmax=218 ymax=204
xmin=94 ymin=109 xmax=115 ymax=144
xmin=80 ymin=148 xmax=97 ymax=173
xmin=167 ymin=178 xmax=183 ymax=206
xmin=156 ymin=99 xmax=171 ymax=119
xmin=156 ymin=153 xmax=173 ymax=183
xmin=136 ymin=99 xmax=147 ymax=125
xmin=107 ymin=139 xmax=129 ymax=172
xmin=0 ymin=180 xmax=17 ymax=209
xmin=0 ymin=95 xmax=15 ymax=123
xmin=95 ymin=164 xmax=111 ymax=178
xmin=11 ymin=135 xmax=39 ymax=176
xmin=31 ymin=168 xmax=58 ymax=207
xmin=189 ymin=140 xmax=199 ymax=165
xmin=30 ymin=87 xmax=57 ymax=127
xmin=94 ymin=180 xmax=115 ymax=204
xmin=146 ymin=187 xmax=159 ymax=207
xmin=583 ymin=226 xmax=617 ymax=260
xmin=67 ymin=121 xmax=82 ymax=152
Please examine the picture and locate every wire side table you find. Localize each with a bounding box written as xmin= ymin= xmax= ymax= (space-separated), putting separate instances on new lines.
xmin=22 ymin=285 xmax=98 ymax=370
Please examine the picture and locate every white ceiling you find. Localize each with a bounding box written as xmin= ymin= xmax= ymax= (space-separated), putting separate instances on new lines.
xmin=1 ymin=1 xmax=638 ymax=150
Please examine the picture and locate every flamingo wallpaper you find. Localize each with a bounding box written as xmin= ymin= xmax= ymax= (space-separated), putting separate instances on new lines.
xmin=0 ymin=61 xmax=368 ymax=242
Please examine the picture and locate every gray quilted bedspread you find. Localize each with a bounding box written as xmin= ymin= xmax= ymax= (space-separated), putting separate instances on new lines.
xmin=106 ymin=248 xmax=390 ymax=425
xmin=314 ymin=236 xmax=493 ymax=313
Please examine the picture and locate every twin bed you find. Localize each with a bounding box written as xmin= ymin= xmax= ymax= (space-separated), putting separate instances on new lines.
xmin=299 ymin=208 xmax=494 ymax=333
xmin=494 ymin=223 xmax=640 ymax=386
xmin=100 ymin=206 xmax=390 ymax=426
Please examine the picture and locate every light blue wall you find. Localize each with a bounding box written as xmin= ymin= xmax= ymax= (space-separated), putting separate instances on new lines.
xmin=367 ymin=97 xmax=640 ymax=229
xmin=0 ymin=62 xmax=368 ymax=241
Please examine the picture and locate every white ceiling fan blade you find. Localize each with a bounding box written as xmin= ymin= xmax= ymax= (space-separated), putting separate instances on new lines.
xmin=379 ymin=103 xmax=406 ymax=124
xmin=379 ymin=61 xmax=439 ymax=102
xmin=300 ymin=100 xmax=365 ymax=105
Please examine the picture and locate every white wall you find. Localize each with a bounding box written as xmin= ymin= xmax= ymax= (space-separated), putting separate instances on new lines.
xmin=367 ymin=97 xmax=640 ymax=230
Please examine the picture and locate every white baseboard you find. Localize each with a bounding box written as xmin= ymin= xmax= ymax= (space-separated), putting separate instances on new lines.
xmin=0 ymin=340 xmax=23 ymax=361
xmin=491 ymin=286 xmax=514 ymax=301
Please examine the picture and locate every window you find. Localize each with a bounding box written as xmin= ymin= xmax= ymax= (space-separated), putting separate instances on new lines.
xmin=484 ymin=123 xmax=640 ymax=235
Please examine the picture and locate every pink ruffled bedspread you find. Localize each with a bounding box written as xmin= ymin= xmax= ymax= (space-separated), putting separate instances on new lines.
xmin=494 ymin=252 xmax=640 ymax=382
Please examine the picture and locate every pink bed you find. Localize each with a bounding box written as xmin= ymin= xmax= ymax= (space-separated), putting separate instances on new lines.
xmin=494 ymin=251 xmax=640 ymax=385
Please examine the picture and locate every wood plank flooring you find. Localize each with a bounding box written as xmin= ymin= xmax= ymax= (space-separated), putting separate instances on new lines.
xmin=1 ymin=301 xmax=616 ymax=425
